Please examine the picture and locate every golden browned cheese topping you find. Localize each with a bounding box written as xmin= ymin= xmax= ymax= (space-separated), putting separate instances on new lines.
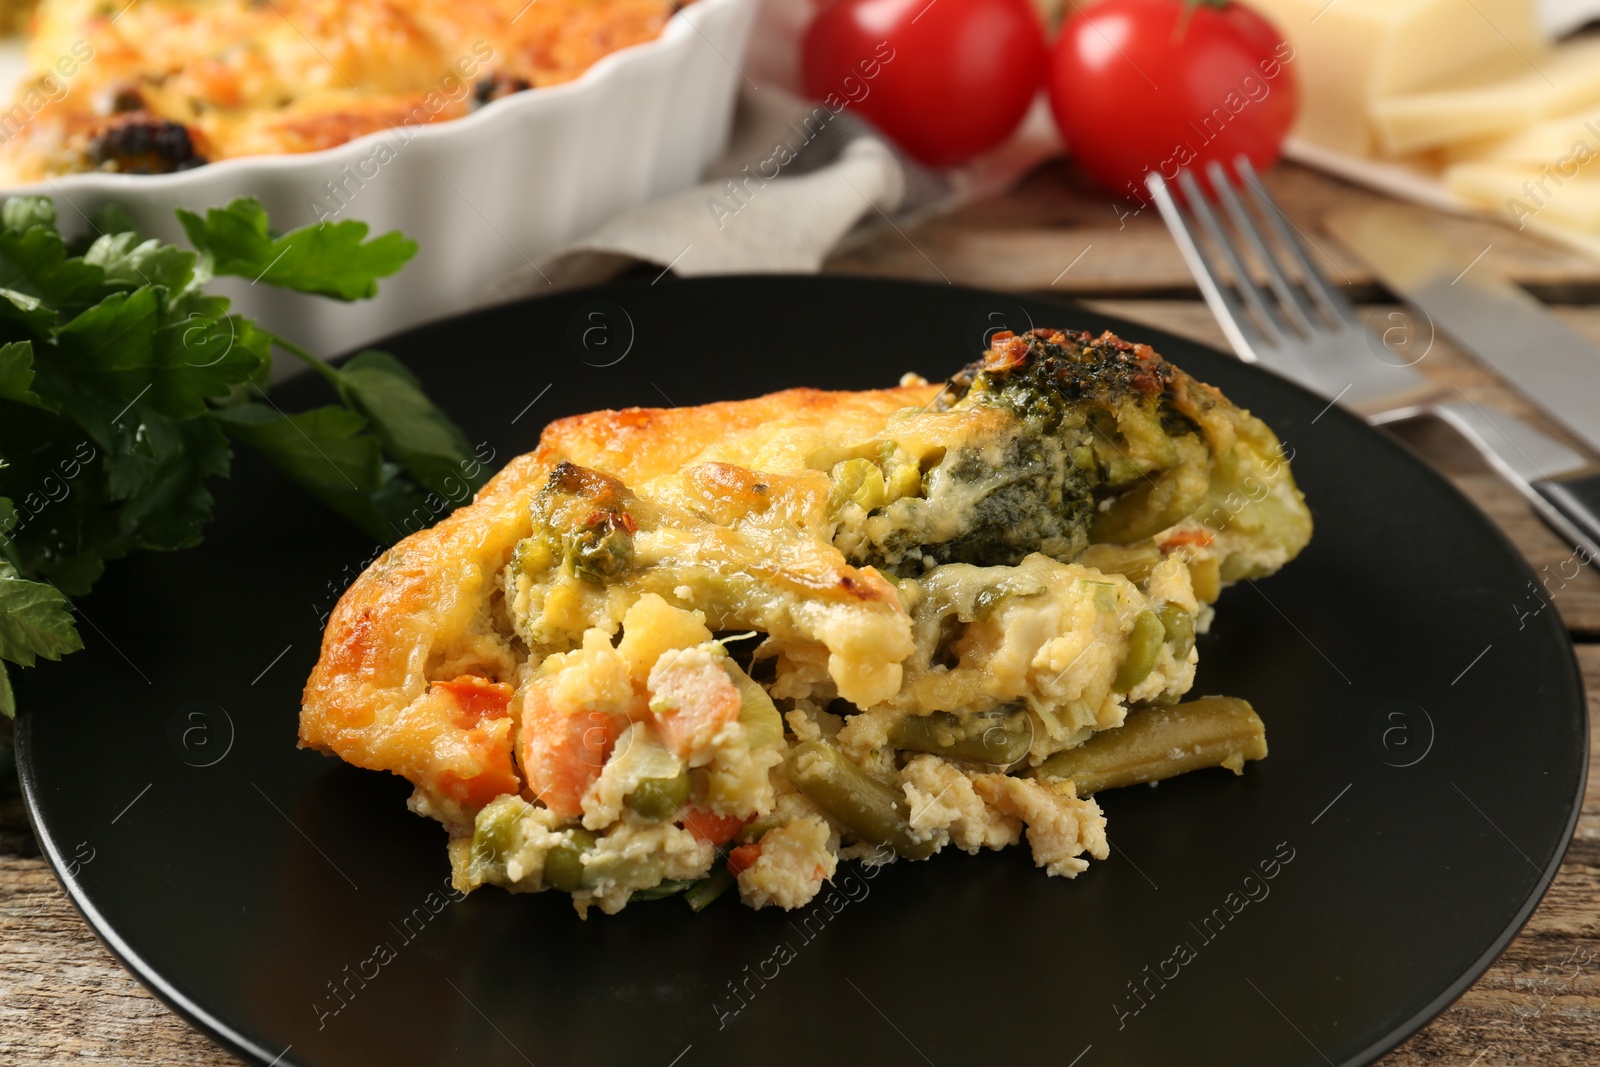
xmin=0 ymin=0 xmax=682 ymax=180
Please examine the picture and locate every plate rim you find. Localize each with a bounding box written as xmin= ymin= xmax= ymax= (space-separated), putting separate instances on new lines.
xmin=13 ymin=273 xmax=1590 ymax=1067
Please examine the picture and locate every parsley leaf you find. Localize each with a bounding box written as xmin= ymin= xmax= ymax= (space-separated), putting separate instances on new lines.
xmin=0 ymin=568 xmax=82 ymax=669
xmin=105 ymin=415 xmax=232 ymax=551
xmin=2 ymin=197 xmax=55 ymax=235
xmin=0 ymin=194 xmax=469 ymax=718
xmin=210 ymin=402 xmax=428 ymax=541
xmin=0 ymin=496 xmax=17 ymax=568
xmin=178 ymin=198 xmax=417 ymax=300
xmin=0 ymin=287 xmax=63 ymax=340
xmin=84 ymin=232 xmax=197 ymax=292
xmin=33 ymin=286 xmax=267 ymax=444
xmin=0 ymin=198 xmax=113 ymax=312
xmin=0 ymin=341 xmax=39 ymax=405
xmin=336 ymin=351 xmax=487 ymax=501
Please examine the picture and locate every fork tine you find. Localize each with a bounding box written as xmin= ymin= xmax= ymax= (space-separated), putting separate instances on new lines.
xmin=1205 ymin=159 xmax=1319 ymax=336
xmin=1144 ymin=172 xmax=1273 ymax=362
xmin=1173 ymin=168 xmax=1292 ymax=346
xmin=1234 ymin=156 xmax=1363 ymax=330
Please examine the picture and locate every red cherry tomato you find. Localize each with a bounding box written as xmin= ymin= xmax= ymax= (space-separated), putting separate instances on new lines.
xmin=802 ymin=0 xmax=1048 ymax=168
xmin=1047 ymin=0 xmax=1297 ymax=203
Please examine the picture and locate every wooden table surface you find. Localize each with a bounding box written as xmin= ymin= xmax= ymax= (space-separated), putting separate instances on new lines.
xmin=2 ymin=158 xmax=1597 ymax=1065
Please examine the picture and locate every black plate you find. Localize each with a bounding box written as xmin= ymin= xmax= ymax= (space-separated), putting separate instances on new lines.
xmin=16 ymin=276 xmax=1586 ymax=1067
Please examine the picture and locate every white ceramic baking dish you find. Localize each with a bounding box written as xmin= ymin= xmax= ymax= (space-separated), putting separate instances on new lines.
xmin=0 ymin=0 xmax=756 ymax=355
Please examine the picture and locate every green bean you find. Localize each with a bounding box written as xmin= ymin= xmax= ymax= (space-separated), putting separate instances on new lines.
xmin=625 ymin=770 xmax=691 ymax=820
xmin=1114 ymin=610 xmax=1165 ymax=691
xmin=1036 ymin=696 xmax=1268 ymax=795
xmin=738 ymin=814 xmax=784 ymax=843
xmin=584 ymin=850 xmax=663 ymax=887
xmin=685 ymin=868 xmax=736 ymax=912
xmin=630 ymin=879 xmax=695 ymax=901
xmin=542 ymin=828 xmax=597 ymax=892
xmin=1090 ymin=447 xmax=1211 ymax=544
xmin=888 ymin=706 xmax=1033 ymax=767
xmin=1156 ymin=603 xmax=1194 ymax=658
xmin=785 ymin=740 xmax=935 ymax=859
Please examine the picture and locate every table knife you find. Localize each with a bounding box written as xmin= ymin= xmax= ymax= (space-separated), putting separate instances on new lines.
xmin=1328 ymin=205 xmax=1600 ymax=562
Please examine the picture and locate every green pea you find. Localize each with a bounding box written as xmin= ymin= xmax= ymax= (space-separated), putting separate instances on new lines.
xmin=542 ymin=828 xmax=597 ymax=892
xmin=785 ymin=740 xmax=935 ymax=859
xmin=830 ymin=458 xmax=887 ymax=512
xmin=1114 ymin=610 xmax=1165 ymax=692
xmin=470 ymin=802 xmax=524 ymax=869
xmin=566 ymin=515 xmax=634 ymax=584
xmin=1156 ymin=603 xmax=1194 ymax=658
xmin=625 ymin=771 xmax=691 ymax=820
xmin=972 ymin=586 xmax=1006 ymax=621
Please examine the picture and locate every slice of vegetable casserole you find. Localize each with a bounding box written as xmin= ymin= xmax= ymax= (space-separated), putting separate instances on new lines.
xmin=301 ymin=328 xmax=1311 ymax=916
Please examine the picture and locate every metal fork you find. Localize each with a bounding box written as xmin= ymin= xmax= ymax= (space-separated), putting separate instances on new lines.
xmin=1147 ymin=158 xmax=1600 ymax=562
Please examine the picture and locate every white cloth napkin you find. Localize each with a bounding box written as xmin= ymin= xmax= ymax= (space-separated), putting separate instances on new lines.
xmin=484 ymin=82 xmax=1061 ymax=299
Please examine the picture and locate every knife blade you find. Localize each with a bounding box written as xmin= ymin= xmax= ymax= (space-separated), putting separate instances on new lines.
xmin=1327 ymin=204 xmax=1600 ymax=456
xmin=1328 ymin=204 xmax=1600 ymax=562
xmin=1429 ymin=402 xmax=1600 ymax=563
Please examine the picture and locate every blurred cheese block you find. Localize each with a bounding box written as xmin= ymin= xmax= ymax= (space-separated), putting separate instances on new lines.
xmin=1445 ymin=102 xmax=1600 ymax=164
xmin=1372 ymin=36 xmax=1600 ymax=155
xmin=1446 ymin=160 xmax=1600 ymax=228
xmin=1245 ymin=0 xmax=1542 ymax=155
xmin=1526 ymin=215 xmax=1600 ymax=259
xmin=1262 ymin=0 xmax=1600 ymax=262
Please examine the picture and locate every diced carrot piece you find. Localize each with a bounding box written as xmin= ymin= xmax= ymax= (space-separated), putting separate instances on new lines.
xmin=681 ymin=808 xmax=745 ymax=845
xmin=435 ymin=717 xmax=520 ymax=810
xmin=648 ymin=652 xmax=742 ymax=759
xmin=1159 ymin=527 xmax=1215 ymax=549
xmin=727 ymin=843 xmax=762 ymax=877
xmin=518 ymin=677 xmax=623 ymax=819
xmin=434 ymin=676 xmax=514 ymax=729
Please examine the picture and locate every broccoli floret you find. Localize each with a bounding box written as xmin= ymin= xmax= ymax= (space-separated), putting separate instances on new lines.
xmin=830 ymin=327 xmax=1307 ymax=579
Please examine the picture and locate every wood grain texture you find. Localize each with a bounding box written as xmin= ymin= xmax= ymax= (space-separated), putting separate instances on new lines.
xmin=5 ymin=154 xmax=1600 ymax=1065
xmin=826 ymin=161 xmax=1600 ymax=302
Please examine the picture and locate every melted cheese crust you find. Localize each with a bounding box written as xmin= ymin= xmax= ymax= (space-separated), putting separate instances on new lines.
xmin=0 ymin=0 xmax=679 ymax=179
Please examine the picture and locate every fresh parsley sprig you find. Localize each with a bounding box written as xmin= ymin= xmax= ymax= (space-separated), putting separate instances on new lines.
xmin=0 ymin=196 xmax=488 ymax=716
